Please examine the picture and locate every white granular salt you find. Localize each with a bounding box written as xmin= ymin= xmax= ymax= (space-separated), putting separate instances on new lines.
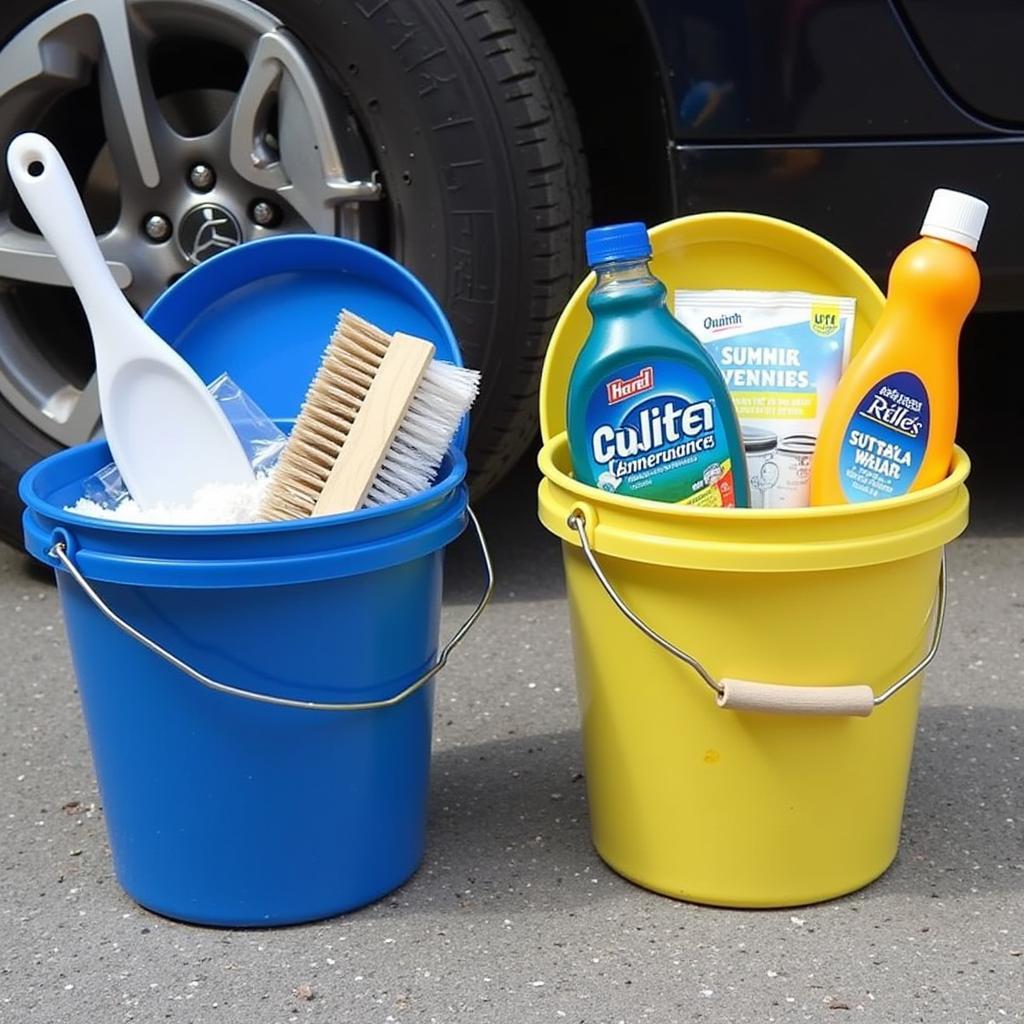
xmin=67 ymin=474 xmax=273 ymax=526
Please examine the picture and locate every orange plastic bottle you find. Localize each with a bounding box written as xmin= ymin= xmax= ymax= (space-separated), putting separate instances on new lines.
xmin=810 ymin=189 xmax=988 ymax=505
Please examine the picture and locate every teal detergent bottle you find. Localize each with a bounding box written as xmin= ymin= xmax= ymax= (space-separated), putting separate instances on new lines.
xmin=567 ymin=223 xmax=750 ymax=507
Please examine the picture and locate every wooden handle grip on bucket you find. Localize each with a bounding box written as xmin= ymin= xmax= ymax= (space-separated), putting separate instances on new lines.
xmin=717 ymin=679 xmax=875 ymax=717
xmin=566 ymin=509 xmax=946 ymax=720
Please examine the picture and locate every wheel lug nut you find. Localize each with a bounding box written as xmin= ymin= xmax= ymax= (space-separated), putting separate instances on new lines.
xmin=188 ymin=163 xmax=215 ymax=191
xmin=144 ymin=213 xmax=172 ymax=242
xmin=250 ymin=200 xmax=281 ymax=227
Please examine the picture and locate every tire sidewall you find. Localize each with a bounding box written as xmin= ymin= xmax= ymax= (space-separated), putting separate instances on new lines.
xmin=0 ymin=0 xmax=585 ymax=545
xmin=266 ymin=0 xmax=529 ymax=381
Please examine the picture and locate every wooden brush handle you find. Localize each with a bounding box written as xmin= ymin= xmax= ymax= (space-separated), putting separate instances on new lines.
xmin=313 ymin=331 xmax=435 ymax=515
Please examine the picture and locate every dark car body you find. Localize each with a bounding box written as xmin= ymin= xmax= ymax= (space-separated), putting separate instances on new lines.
xmin=529 ymin=0 xmax=1019 ymax=307
xmin=0 ymin=0 xmax=1015 ymax=547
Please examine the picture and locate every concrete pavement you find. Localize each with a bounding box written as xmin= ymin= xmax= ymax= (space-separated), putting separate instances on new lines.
xmin=1 ymin=447 xmax=1021 ymax=1022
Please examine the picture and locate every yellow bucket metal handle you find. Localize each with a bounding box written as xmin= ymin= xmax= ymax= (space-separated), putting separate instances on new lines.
xmin=567 ymin=509 xmax=946 ymax=718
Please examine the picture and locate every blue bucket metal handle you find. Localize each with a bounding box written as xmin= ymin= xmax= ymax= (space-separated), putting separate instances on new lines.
xmin=49 ymin=508 xmax=494 ymax=712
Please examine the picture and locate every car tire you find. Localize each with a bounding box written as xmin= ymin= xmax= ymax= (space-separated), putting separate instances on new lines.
xmin=0 ymin=0 xmax=589 ymax=546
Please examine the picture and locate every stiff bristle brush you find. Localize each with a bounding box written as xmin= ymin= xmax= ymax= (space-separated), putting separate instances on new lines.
xmin=260 ymin=310 xmax=480 ymax=520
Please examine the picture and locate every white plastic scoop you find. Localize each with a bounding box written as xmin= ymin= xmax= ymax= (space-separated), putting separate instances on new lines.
xmin=7 ymin=133 xmax=254 ymax=508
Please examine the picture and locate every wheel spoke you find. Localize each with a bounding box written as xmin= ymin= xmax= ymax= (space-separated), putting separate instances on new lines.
xmin=0 ymin=218 xmax=131 ymax=289
xmin=0 ymin=0 xmax=163 ymax=189
xmin=36 ymin=372 xmax=101 ymax=444
xmin=92 ymin=0 xmax=164 ymax=189
xmin=0 ymin=356 xmax=100 ymax=446
xmin=0 ymin=12 xmax=91 ymax=97
xmin=57 ymin=372 xmax=101 ymax=443
xmin=228 ymin=32 xmax=290 ymax=194
xmin=229 ymin=29 xmax=380 ymax=233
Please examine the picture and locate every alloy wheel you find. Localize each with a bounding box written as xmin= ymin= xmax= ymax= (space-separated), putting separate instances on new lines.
xmin=0 ymin=0 xmax=382 ymax=446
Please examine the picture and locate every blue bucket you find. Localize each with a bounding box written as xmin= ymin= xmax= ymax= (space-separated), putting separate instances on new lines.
xmin=20 ymin=437 xmax=489 ymax=926
xmin=17 ymin=235 xmax=491 ymax=926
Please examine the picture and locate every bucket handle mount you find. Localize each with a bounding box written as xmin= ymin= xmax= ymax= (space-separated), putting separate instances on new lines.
xmin=567 ymin=509 xmax=945 ymax=718
xmin=48 ymin=507 xmax=494 ymax=712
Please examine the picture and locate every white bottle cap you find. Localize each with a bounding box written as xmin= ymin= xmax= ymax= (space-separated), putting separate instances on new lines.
xmin=920 ymin=188 xmax=989 ymax=252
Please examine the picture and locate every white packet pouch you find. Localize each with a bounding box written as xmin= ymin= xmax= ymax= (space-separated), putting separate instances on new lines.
xmin=674 ymin=289 xmax=855 ymax=509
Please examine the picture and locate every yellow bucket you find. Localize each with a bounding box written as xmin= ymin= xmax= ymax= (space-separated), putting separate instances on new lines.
xmin=537 ymin=213 xmax=970 ymax=907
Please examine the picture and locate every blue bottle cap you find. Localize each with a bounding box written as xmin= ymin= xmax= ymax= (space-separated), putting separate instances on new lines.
xmin=584 ymin=222 xmax=652 ymax=267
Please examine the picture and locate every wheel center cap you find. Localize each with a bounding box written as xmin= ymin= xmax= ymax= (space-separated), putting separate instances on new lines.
xmin=178 ymin=204 xmax=243 ymax=265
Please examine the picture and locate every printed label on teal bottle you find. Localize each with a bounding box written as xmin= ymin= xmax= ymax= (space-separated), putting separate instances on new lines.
xmin=838 ymin=371 xmax=930 ymax=502
xmin=583 ymin=360 xmax=737 ymax=506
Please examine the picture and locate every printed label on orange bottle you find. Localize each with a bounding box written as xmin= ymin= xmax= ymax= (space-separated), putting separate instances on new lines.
xmin=838 ymin=371 xmax=931 ymax=502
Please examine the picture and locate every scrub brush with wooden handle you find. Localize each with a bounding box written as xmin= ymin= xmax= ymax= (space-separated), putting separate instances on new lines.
xmin=260 ymin=310 xmax=480 ymax=520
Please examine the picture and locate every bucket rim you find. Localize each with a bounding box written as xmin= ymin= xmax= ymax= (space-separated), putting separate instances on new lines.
xmin=538 ymin=431 xmax=969 ymax=572
xmin=20 ymin=435 xmax=467 ymax=537
xmin=537 ymin=430 xmax=969 ymax=522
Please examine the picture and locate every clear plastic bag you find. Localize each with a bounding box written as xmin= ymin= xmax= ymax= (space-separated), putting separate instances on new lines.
xmin=81 ymin=373 xmax=286 ymax=510
xmin=208 ymin=373 xmax=286 ymax=473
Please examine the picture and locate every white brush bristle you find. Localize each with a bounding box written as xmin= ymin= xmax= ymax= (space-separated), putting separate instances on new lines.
xmin=364 ymin=358 xmax=480 ymax=507
xmin=260 ymin=310 xmax=479 ymax=520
